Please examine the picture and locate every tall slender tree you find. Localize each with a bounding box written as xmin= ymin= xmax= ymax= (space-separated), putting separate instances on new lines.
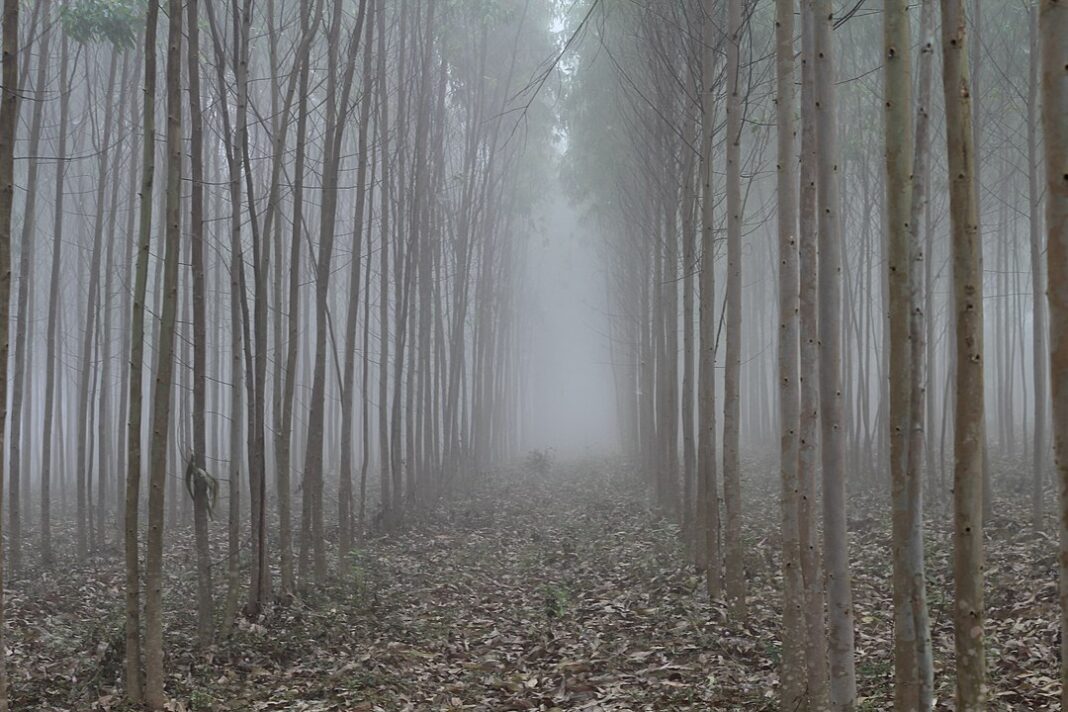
xmin=1040 ymin=1 xmax=1068 ymax=709
xmin=143 ymin=0 xmax=184 ymax=705
xmin=941 ymin=0 xmax=986 ymax=707
xmin=813 ymin=0 xmax=858 ymax=705
xmin=774 ymin=0 xmax=806 ymax=706
xmin=0 ymin=0 xmax=17 ymax=705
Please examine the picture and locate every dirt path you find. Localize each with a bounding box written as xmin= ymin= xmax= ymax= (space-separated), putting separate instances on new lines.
xmin=200 ymin=462 xmax=770 ymax=711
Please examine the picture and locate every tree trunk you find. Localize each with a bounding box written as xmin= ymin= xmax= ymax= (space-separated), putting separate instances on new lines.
xmin=798 ymin=3 xmax=828 ymax=703
xmin=774 ymin=0 xmax=806 ymax=706
xmin=885 ymin=1 xmax=922 ymax=708
xmin=0 ymin=0 xmax=17 ymax=704
xmin=907 ymin=1 xmax=936 ymax=705
xmin=144 ymin=1 xmax=184 ymax=705
xmin=813 ymin=0 xmax=858 ymax=706
xmin=1039 ymin=2 xmax=1068 ymax=709
xmin=723 ymin=0 xmax=745 ymax=621
xmin=698 ymin=0 xmax=721 ymax=599
xmin=941 ymin=0 xmax=987 ymax=707
xmin=125 ymin=2 xmax=159 ymax=700
xmin=187 ymin=0 xmax=213 ymax=650
xmin=1028 ymin=1 xmax=1048 ymax=531
xmin=8 ymin=0 xmax=51 ymax=578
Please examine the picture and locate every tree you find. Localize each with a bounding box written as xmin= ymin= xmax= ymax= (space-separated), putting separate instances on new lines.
xmin=125 ymin=0 xmax=160 ymax=702
xmin=906 ymin=0 xmax=936 ymax=705
xmin=773 ymin=0 xmax=806 ymax=706
xmin=884 ymin=0 xmax=922 ymax=708
xmin=1040 ymin=1 xmax=1068 ymax=708
xmin=723 ymin=0 xmax=746 ymax=621
xmin=812 ymin=0 xmax=857 ymax=706
xmin=798 ymin=2 xmax=828 ymax=703
xmin=1028 ymin=0 xmax=1048 ymax=530
xmin=940 ymin=0 xmax=986 ymax=707
xmin=0 ymin=0 xmax=17 ymax=705
xmin=143 ymin=0 xmax=184 ymax=704
xmin=8 ymin=0 xmax=53 ymax=578
xmin=698 ymin=0 xmax=721 ymax=599
xmin=186 ymin=0 xmax=213 ymax=650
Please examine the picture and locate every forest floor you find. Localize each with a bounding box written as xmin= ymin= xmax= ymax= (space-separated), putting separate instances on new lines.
xmin=6 ymin=457 xmax=1062 ymax=711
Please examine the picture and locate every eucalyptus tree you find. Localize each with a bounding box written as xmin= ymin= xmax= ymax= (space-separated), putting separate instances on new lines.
xmin=125 ymin=0 xmax=159 ymax=700
xmin=812 ymin=0 xmax=857 ymax=705
xmin=698 ymin=0 xmax=721 ymax=597
xmin=142 ymin=0 xmax=184 ymax=705
xmin=773 ymin=0 xmax=806 ymax=706
xmin=0 ymin=0 xmax=17 ymax=705
xmin=883 ymin=1 xmax=923 ymax=707
xmin=1040 ymin=1 xmax=1068 ymax=707
xmin=8 ymin=0 xmax=53 ymax=576
xmin=797 ymin=3 xmax=827 ymax=702
xmin=941 ymin=0 xmax=986 ymax=706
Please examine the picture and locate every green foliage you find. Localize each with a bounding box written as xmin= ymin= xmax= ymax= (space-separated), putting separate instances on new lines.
xmin=59 ymin=0 xmax=144 ymax=49
xmin=540 ymin=582 xmax=570 ymax=618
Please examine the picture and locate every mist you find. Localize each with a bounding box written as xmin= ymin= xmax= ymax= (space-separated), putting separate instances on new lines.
xmin=0 ymin=0 xmax=1064 ymax=710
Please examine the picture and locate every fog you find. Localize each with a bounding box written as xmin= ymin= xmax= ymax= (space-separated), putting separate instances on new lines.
xmin=0 ymin=0 xmax=1066 ymax=709
xmin=522 ymin=186 xmax=618 ymax=457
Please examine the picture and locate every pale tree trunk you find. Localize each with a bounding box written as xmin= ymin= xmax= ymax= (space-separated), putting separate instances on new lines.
xmin=885 ymin=2 xmax=921 ymax=708
xmin=202 ymin=0 xmax=245 ymax=636
xmin=681 ymin=120 xmax=697 ymax=550
xmin=698 ymin=0 xmax=721 ymax=598
xmin=376 ymin=0 xmax=392 ymax=525
xmin=77 ymin=51 xmax=119 ymax=559
xmin=941 ymin=1 xmax=986 ymax=708
xmin=723 ymin=0 xmax=745 ymax=621
xmin=144 ymin=0 xmax=184 ymax=705
xmin=798 ymin=3 xmax=828 ymax=703
xmin=338 ymin=0 xmax=375 ymax=572
xmin=0 ymin=0 xmax=16 ymax=705
xmin=42 ymin=31 xmax=71 ymax=570
xmin=125 ymin=2 xmax=159 ymax=701
xmin=1028 ymin=1 xmax=1048 ymax=531
xmin=8 ymin=0 xmax=52 ymax=578
xmin=187 ymin=0 xmax=213 ymax=650
xmin=301 ymin=0 xmax=368 ymax=585
xmin=968 ymin=0 xmax=993 ymax=525
xmin=906 ymin=0 xmax=936 ymax=705
xmin=1039 ymin=1 xmax=1068 ymax=708
xmin=813 ymin=0 xmax=857 ymax=706
xmin=275 ymin=0 xmax=317 ymax=595
xmin=774 ymin=0 xmax=806 ymax=706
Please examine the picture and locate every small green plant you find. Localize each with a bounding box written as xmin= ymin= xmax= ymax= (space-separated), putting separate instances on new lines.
xmin=346 ymin=548 xmax=377 ymax=608
xmin=541 ymin=583 xmax=570 ymax=618
xmin=189 ymin=689 xmax=215 ymax=711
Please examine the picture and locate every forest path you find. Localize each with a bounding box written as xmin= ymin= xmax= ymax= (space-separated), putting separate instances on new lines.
xmin=9 ymin=459 xmax=1062 ymax=710
xmin=213 ymin=460 xmax=770 ymax=711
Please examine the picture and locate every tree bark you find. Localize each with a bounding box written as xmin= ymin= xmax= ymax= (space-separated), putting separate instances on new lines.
xmin=798 ymin=3 xmax=828 ymax=703
xmin=774 ymin=0 xmax=806 ymax=706
xmin=698 ymin=0 xmax=722 ymax=599
xmin=723 ymin=0 xmax=746 ymax=621
xmin=1039 ymin=1 xmax=1068 ymax=709
xmin=143 ymin=1 xmax=184 ymax=705
xmin=941 ymin=0 xmax=987 ymax=708
xmin=124 ymin=2 xmax=159 ymax=700
xmin=813 ymin=0 xmax=858 ymax=706
xmin=187 ymin=0 xmax=213 ymax=650
xmin=0 ymin=0 xmax=16 ymax=704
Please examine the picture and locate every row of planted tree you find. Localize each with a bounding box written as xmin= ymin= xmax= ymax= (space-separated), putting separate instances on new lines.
xmin=567 ymin=0 xmax=1067 ymax=709
xmin=0 ymin=0 xmax=558 ymax=709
